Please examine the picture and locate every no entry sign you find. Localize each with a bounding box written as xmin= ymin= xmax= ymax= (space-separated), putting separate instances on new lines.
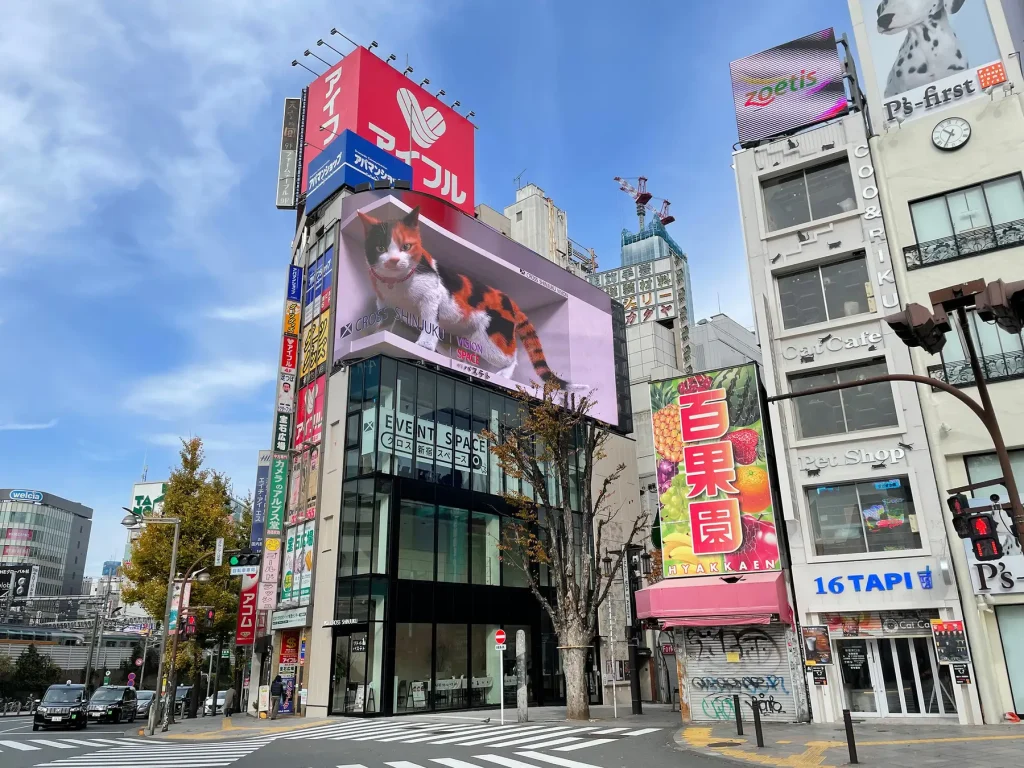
xmin=495 ymin=629 xmax=506 ymax=645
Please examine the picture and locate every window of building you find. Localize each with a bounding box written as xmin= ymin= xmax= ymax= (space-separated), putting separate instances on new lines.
xmin=437 ymin=506 xmax=469 ymax=583
xmin=777 ymin=255 xmax=871 ymax=329
xmin=929 ymin=309 xmax=1024 ymax=388
xmin=964 ymin=449 xmax=1024 ymax=504
xmin=907 ymin=174 xmax=1024 ymax=268
xmin=807 ymin=476 xmax=921 ymax=556
xmin=470 ymin=512 xmax=500 ymax=586
xmin=516 ymin=211 xmax=523 ymax=222
xmin=394 ymin=622 xmax=434 ymax=712
xmin=470 ymin=624 xmax=502 ymax=706
xmin=790 ymin=359 xmax=898 ymax=438
xmin=435 ymin=624 xmax=468 ymax=710
xmin=397 ymin=500 xmax=435 ymax=581
xmin=762 ymin=158 xmax=857 ymax=232
xmin=502 ymin=517 xmax=531 ymax=588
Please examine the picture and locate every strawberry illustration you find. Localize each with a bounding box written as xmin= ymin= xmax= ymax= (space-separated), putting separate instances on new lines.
xmin=725 ymin=429 xmax=760 ymax=465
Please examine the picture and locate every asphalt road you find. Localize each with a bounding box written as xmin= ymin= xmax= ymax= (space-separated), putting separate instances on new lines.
xmin=0 ymin=716 xmax=727 ymax=768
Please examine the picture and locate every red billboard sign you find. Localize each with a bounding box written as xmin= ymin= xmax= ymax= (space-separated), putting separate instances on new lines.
xmin=280 ymin=336 xmax=299 ymax=376
xmin=294 ymin=375 xmax=325 ymax=449
xmin=6 ymin=529 xmax=32 ymax=541
xmin=235 ymin=574 xmax=258 ymax=646
xmin=302 ymin=47 xmax=474 ymax=214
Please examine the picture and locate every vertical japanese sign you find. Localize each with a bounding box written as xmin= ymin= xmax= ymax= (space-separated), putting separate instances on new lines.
xmin=281 ymin=527 xmax=297 ymax=605
xmin=650 ymin=363 xmax=780 ymax=578
xmin=277 ymin=630 xmax=300 ymax=715
xmin=235 ymin=574 xmax=258 ymax=646
xmin=299 ymin=523 xmax=314 ymax=606
xmin=294 ymin=375 xmax=325 ymax=449
xmin=250 ymin=451 xmax=272 ymax=552
xmin=267 ymin=453 xmax=289 ymax=537
xmin=275 ymin=97 xmax=302 ymax=209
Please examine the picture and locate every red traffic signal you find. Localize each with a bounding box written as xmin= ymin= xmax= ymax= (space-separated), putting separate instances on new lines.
xmin=885 ymin=303 xmax=950 ymax=355
xmin=969 ymin=514 xmax=1003 ymax=561
xmin=947 ymin=494 xmax=971 ymax=538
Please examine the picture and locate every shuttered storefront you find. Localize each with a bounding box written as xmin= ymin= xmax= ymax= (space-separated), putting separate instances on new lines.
xmin=683 ymin=622 xmax=797 ymax=722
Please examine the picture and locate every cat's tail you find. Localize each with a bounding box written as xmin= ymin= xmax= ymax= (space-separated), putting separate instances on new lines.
xmin=514 ymin=311 xmax=567 ymax=388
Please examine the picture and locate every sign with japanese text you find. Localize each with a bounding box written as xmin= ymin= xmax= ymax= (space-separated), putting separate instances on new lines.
xmin=234 ymin=574 xmax=258 ymax=646
xmin=280 ymin=336 xmax=298 ymax=376
xmin=299 ymin=310 xmax=330 ymax=385
xmin=277 ymin=371 xmax=296 ymax=414
xmin=274 ymin=411 xmax=292 ymax=453
xmin=250 ymin=451 xmax=272 ymax=552
xmin=651 ymin=363 xmax=780 ymax=579
xmin=260 ymin=537 xmax=282 ymax=583
xmin=931 ymin=619 xmax=970 ymax=664
xmin=287 ymin=265 xmax=303 ymax=303
xmin=294 ymin=376 xmax=325 ymax=449
xmin=301 ymin=47 xmax=475 ymax=213
xmin=305 ymin=129 xmax=413 ymax=213
xmin=283 ymin=301 xmax=301 ymax=337
xmin=257 ymin=581 xmax=277 ymax=611
xmin=299 ymin=523 xmax=314 ymax=606
xmin=275 ymin=98 xmax=301 ymax=209
xmin=266 ymin=453 xmax=288 ymax=537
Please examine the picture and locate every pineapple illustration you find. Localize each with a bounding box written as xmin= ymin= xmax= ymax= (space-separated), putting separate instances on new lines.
xmin=651 ymin=375 xmax=714 ymax=462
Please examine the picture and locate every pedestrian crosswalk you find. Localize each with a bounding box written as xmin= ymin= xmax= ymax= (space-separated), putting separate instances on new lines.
xmin=281 ymin=719 xmax=661 ymax=753
xmin=28 ymin=736 xmax=277 ymax=767
xmin=338 ymin=751 xmax=607 ymax=768
xmin=0 ymin=737 xmax=143 ymax=753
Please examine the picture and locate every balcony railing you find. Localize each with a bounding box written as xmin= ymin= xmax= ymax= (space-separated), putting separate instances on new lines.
xmin=903 ymin=218 xmax=1024 ymax=270
xmin=927 ymin=349 xmax=1024 ymax=388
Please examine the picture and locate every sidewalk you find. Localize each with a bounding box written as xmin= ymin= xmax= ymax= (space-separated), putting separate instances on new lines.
xmin=678 ymin=718 xmax=1024 ymax=768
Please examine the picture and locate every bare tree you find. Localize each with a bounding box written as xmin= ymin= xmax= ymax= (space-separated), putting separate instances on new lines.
xmin=487 ymin=381 xmax=647 ymax=720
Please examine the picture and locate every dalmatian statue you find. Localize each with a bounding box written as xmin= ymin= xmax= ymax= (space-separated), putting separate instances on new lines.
xmin=876 ymin=0 xmax=969 ymax=97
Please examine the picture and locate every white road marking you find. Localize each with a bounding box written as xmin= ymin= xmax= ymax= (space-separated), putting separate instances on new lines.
xmin=29 ymin=739 xmax=77 ymax=748
xmin=431 ymin=759 xmax=492 ymax=768
xmin=0 ymin=739 xmax=40 ymax=750
xmin=623 ymin=727 xmax=661 ymax=736
xmin=506 ymin=737 xmax=582 ymax=750
xmin=552 ymin=739 xmax=616 ymax=752
xmin=449 ymin=726 xmax=575 ymax=746
xmin=588 ymin=727 xmax=627 ymax=734
xmin=515 ymin=751 xmax=606 ymax=768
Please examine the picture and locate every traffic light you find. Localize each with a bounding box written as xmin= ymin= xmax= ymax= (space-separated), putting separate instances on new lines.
xmin=228 ymin=547 xmax=260 ymax=567
xmin=975 ymin=278 xmax=1024 ymax=335
xmin=947 ymin=493 xmax=971 ymax=538
xmin=968 ymin=513 xmax=1003 ymax=561
xmin=184 ymin=614 xmax=197 ymax=637
xmin=885 ymin=303 xmax=950 ymax=354
xmin=204 ymin=609 xmax=215 ymax=629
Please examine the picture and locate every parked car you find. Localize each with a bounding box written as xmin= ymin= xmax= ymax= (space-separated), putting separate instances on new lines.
xmin=161 ymin=685 xmax=193 ymax=717
xmin=87 ymin=686 xmax=137 ymax=724
xmin=203 ymin=690 xmax=226 ymax=716
xmin=135 ymin=690 xmax=155 ymax=718
xmin=33 ymin=683 xmax=88 ymax=731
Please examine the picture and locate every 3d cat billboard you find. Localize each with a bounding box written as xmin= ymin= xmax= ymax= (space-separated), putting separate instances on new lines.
xmin=332 ymin=189 xmax=619 ymax=424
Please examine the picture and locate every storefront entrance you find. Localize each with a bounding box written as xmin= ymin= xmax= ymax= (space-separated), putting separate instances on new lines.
xmin=837 ymin=637 xmax=956 ymax=717
xmin=330 ymin=625 xmax=384 ymax=715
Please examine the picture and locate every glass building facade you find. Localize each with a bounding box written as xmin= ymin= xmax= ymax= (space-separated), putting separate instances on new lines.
xmin=328 ymin=357 xmax=602 ymax=715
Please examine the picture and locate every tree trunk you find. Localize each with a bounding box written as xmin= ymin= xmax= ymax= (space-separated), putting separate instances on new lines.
xmin=562 ymin=624 xmax=592 ymax=721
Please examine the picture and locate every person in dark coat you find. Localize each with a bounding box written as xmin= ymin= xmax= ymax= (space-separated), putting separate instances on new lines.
xmin=269 ymin=675 xmax=284 ymax=719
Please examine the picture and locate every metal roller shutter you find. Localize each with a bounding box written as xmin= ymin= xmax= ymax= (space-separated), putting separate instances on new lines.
xmin=683 ymin=622 xmax=796 ymax=723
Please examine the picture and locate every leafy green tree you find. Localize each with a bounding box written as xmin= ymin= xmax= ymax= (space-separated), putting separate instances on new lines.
xmin=0 ymin=653 xmax=14 ymax=697
xmin=121 ymin=438 xmax=251 ymax=695
xmin=14 ymin=645 xmax=62 ymax=696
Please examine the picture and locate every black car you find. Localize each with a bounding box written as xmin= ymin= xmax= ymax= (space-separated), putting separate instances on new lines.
xmin=87 ymin=686 xmax=137 ymax=724
xmin=34 ymin=683 xmax=88 ymax=731
xmin=135 ymin=689 xmax=155 ymax=718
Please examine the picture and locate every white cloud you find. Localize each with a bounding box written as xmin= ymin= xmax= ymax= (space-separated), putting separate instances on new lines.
xmin=0 ymin=418 xmax=58 ymax=431
xmin=147 ymin=421 xmax=268 ymax=453
xmin=125 ymin=360 xmax=274 ymax=416
xmin=208 ymin=296 xmax=281 ymax=322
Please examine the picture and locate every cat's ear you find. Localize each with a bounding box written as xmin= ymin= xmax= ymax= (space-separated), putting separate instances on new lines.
xmin=356 ymin=210 xmax=379 ymax=231
xmin=402 ymin=206 xmax=421 ymax=228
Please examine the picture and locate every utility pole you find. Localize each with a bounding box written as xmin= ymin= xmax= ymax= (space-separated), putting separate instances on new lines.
xmin=82 ymin=612 xmax=101 ymax=691
xmin=211 ymin=638 xmax=223 ymax=715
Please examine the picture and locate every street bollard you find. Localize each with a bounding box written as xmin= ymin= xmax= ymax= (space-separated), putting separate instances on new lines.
xmin=733 ymin=694 xmax=743 ymax=736
xmin=750 ymin=700 xmax=764 ymax=748
xmin=843 ymin=709 xmax=859 ymax=764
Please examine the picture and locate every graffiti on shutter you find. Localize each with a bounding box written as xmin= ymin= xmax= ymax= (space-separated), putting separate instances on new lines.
xmin=683 ymin=623 xmax=796 ymax=722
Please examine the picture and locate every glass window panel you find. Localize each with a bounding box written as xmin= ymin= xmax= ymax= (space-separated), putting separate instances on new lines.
xmin=435 ymin=376 xmax=455 ymax=486
xmin=355 ymin=479 xmax=374 ymax=574
xmin=837 ymin=361 xmax=899 ymax=432
xmin=947 ymin=187 xmax=991 ymax=233
xmin=416 ymin=370 xmax=437 ymax=483
xmin=437 ymin=506 xmax=469 ymax=583
xmin=941 ymin=322 xmax=967 ymax=362
xmin=345 ymin=448 xmax=359 ymax=479
xmin=502 ymin=517 xmax=531 ymax=588
xmin=856 ymin=477 xmax=921 ymax=552
xmin=351 ymin=577 xmax=370 ymax=622
xmin=395 ymin=364 xmax=417 ymax=478
xmin=435 ymin=624 xmax=468 ymax=710
xmin=339 ymin=483 xmax=357 ymax=577
xmin=378 ymin=358 xmax=397 ymax=475
xmin=503 ymin=397 xmax=520 ymax=497
xmin=821 ymin=257 xmax=870 ymax=320
xmin=488 ymin=392 xmax=503 ymax=496
xmin=808 ymin=483 xmax=866 ymax=555
xmin=790 ymin=368 xmax=844 ymax=438
xmin=970 ymin=313 xmax=1006 ymax=360
xmin=763 ymin=171 xmax=810 ymax=231
xmin=778 ymin=268 xmax=828 ymax=329
xmin=453 ymin=383 xmax=473 ymax=491
xmin=806 ymin=159 xmax=857 ymax=221
xmin=330 ymin=633 xmax=350 ymax=714
xmin=373 ymin=478 xmax=391 ymax=574
xmin=394 ymin=623 xmax=433 ymax=712
xmin=984 ymin=177 xmax=1024 ymax=225
xmin=369 ymin=577 xmax=387 ymax=621
xmin=470 ymin=512 xmax=500 ymax=586
xmin=877 ymin=639 xmax=903 ymax=713
xmin=397 ymin=500 xmax=435 ymax=581
xmin=363 ymin=358 xmax=380 ymax=406
xmin=348 ymin=362 xmax=364 ymax=414
xmin=334 ymin=578 xmax=354 ymax=620
xmin=345 ymin=413 xmax=359 ymax=449
xmin=472 ymin=388 xmax=490 ymax=493
xmin=365 ymin=623 xmax=385 ymax=713
xmin=470 ymin=624 xmax=502 ymax=706
xmin=911 ymin=197 xmax=954 ymax=242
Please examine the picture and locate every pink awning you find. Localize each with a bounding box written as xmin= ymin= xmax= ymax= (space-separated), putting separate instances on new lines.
xmin=634 ymin=572 xmax=793 ymax=626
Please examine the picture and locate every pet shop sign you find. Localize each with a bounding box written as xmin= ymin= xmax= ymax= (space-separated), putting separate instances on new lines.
xmin=796 ymin=446 xmax=906 ymax=471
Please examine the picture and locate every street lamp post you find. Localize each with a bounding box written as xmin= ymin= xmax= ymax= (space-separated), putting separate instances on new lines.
xmin=121 ymin=512 xmax=180 ymax=738
xmin=161 ymin=555 xmax=213 ymax=732
xmin=602 ymin=546 xmax=652 ymax=717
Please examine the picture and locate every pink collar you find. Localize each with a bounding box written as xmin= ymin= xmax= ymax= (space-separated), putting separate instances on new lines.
xmin=370 ymin=266 xmax=415 ymax=289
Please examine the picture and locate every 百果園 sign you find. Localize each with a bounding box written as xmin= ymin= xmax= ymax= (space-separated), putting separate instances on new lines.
xmin=305 ymin=129 xmax=412 ymax=213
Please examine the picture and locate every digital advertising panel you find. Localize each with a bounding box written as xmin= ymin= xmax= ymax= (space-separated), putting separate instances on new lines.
xmin=275 ymin=97 xmax=302 ymax=209
xmin=855 ymin=0 xmax=1004 ymax=125
xmin=305 ymin=129 xmax=413 ymax=213
xmin=650 ymin=364 xmax=781 ymax=579
xmin=332 ymin=189 xmax=619 ymax=424
xmin=730 ymin=28 xmax=848 ymax=145
xmin=301 ymin=47 xmax=475 ymax=214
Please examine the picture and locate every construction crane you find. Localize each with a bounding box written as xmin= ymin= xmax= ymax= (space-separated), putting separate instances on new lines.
xmin=614 ymin=176 xmax=675 ymax=230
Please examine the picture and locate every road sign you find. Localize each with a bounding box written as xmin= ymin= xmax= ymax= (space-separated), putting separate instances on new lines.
xmin=221 ymin=649 xmax=231 ymax=659
xmin=495 ymin=643 xmax=507 ymax=651
xmin=134 ymin=658 xmax=143 ymax=667
xmin=495 ymin=629 xmax=506 ymax=645
xmin=230 ymin=565 xmax=260 ymax=576
xmin=127 ymin=672 xmax=136 ymax=684
xmin=215 ymin=537 xmax=225 ymax=567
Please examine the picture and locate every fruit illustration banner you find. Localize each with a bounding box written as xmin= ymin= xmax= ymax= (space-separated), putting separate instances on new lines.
xmin=650 ymin=363 xmax=780 ymax=578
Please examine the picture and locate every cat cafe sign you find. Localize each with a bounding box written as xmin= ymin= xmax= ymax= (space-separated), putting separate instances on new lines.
xmin=783 ymin=331 xmax=882 ymax=361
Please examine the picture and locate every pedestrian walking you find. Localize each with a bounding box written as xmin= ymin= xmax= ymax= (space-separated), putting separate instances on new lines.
xmin=269 ymin=675 xmax=283 ymax=720
xmin=223 ymin=685 xmax=235 ymax=718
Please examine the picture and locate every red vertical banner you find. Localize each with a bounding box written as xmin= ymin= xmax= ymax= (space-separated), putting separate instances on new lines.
xmin=235 ymin=574 xmax=258 ymax=646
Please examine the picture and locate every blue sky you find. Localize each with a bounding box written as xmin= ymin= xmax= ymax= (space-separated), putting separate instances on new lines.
xmin=1 ymin=0 xmax=855 ymax=576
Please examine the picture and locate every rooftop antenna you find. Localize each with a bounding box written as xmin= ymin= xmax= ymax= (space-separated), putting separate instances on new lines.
xmin=514 ymin=168 xmax=526 ymax=190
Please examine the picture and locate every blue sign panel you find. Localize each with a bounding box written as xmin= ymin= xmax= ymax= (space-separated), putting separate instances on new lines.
xmin=8 ymin=490 xmax=43 ymax=502
xmin=304 ymin=130 xmax=413 ymax=213
xmin=287 ymin=266 xmax=303 ymax=303
xmin=250 ymin=452 xmax=272 ymax=553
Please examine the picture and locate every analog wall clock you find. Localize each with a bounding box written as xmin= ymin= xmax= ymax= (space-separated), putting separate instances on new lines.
xmin=932 ymin=117 xmax=971 ymax=151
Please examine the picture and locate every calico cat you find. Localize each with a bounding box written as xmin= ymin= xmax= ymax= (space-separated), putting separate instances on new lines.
xmin=357 ymin=206 xmax=569 ymax=387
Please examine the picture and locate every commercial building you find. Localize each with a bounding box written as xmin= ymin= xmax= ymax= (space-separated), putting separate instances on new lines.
xmin=0 ymin=489 xmax=92 ymax=619
xmin=690 ymin=314 xmax=761 ymax=372
xmin=849 ymin=0 xmax=1024 ymax=720
xmin=503 ymin=183 xmax=598 ymax=278
xmin=730 ymin=26 xmax=979 ymax=722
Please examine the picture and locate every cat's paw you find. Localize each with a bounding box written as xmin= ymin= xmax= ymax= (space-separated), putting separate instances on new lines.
xmin=416 ymin=336 xmax=439 ymax=351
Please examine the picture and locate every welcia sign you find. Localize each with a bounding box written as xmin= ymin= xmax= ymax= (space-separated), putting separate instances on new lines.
xmin=8 ymin=490 xmax=43 ymax=502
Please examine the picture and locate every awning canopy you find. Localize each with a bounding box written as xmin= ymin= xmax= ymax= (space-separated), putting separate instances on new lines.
xmin=634 ymin=571 xmax=793 ymax=626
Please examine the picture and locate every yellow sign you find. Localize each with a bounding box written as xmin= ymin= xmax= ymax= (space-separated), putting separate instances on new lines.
xmin=726 ymin=651 xmax=741 ymax=663
xmin=265 ymin=538 xmax=281 ymax=552
xmin=283 ymin=301 xmax=301 ymax=336
xmin=300 ymin=309 xmax=330 ymax=381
